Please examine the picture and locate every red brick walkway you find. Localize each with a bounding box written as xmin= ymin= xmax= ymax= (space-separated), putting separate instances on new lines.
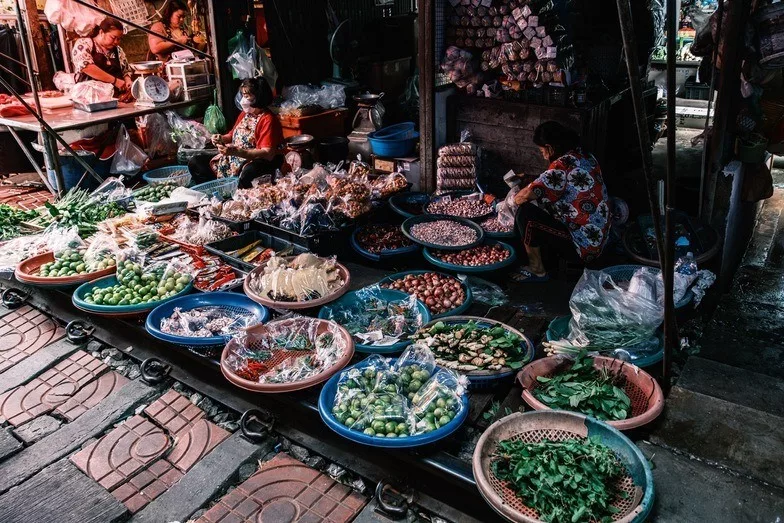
xmin=0 ymin=184 xmax=53 ymax=210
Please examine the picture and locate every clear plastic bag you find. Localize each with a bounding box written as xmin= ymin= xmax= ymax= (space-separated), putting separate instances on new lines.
xmin=389 ymin=344 xmax=437 ymax=401
xmin=246 ymin=253 xmax=344 ymax=302
xmin=44 ymin=0 xmax=103 ymax=36
xmin=110 ymin=125 xmax=148 ymax=175
xmin=0 ymin=232 xmax=48 ymax=274
xmin=83 ymin=233 xmax=119 ymax=271
xmin=70 ymin=80 xmax=115 ymax=105
xmin=226 ymin=31 xmax=256 ymax=80
xmin=409 ymin=368 xmax=466 ymax=435
xmin=279 ymin=84 xmax=346 ymax=112
xmin=166 ymin=111 xmax=211 ymax=150
xmin=350 ymin=392 xmax=410 ymax=437
xmin=204 ymin=92 xmax=227 ymax=134
xmin=47 ymin=226 xmax=84 ymax=259
xmin=88 ymin=176 xmax=132 ymax=204
xmin=335 ymin=355 xmax=390 ymax=393
xmin=137 ymin=113 xmax=176 ymax=159
xmin=461 ymin=275 xmax=508 ymax=306
xmin=159 ymin=306 xmax=258 ymax=338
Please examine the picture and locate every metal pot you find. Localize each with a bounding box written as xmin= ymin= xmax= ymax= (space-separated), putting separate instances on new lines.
xmin=316 ymin=136 xmax=349 ymax=164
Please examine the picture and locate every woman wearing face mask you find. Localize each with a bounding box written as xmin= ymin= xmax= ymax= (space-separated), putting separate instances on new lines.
xmin=71 ymin=18 xmax=132 ymax=94
xmin=188 ymin=77 xmax=283 ymax=188
xmin=511 ymin=121 xmax=610 ymax=282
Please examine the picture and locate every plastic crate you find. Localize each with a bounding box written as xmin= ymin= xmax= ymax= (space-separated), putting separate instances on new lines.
xmin=279 ymin=108 xmax=349 ymax=139
xmin=190 ymin=177 xmax=239 ymax=200
xmin=204 ymin=230 xmax=307 ymax=271
xmin=253 ymin=219 xmax=352 ymax=256
xmin=684 ymin=83 xmax=710 ymax=101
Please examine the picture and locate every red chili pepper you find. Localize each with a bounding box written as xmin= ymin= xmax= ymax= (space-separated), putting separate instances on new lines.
xmin=209 ymin=273 xmax=237 ymax=291
xmin=235 ymin=360 xmax=268 ymax=381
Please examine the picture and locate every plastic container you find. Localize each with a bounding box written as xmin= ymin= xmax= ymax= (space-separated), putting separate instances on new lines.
xmin=145 ymin=292 xmax=269 ymax=356
xmin=316 ymin=136 xmax=349 ymax=165
xmin=401 ymin=214 xmax=485 ymax=251
xmin=191 ymin=177 xmax=239 ymax=200
xmin=317 ymin=288 xmax=431 ymax=354
xmin=279 ymin=108 xmax=348 ymax=139
xmin=253 ymin=219 xmax=351 ymax=257
xmin=15 ymin=251 xmax=116 ymax=288
xmin=389 ymin=192 xmax=429 ymax=219
xmin=423 ymin=191 xmax=492 ymax=221
xmin=47 ymin=151 xmax=100 ymax=192
xmin=472 ymin=411 xmax=654 ymax=523
xmin=318 ymin=356 xmax=470 ymax=448
xmin=423 ymin=240 xmax=517 ymax=274
xmin=205 ymin=230 xmax=306 ymax=272
xmin=517 ymin=355 xmax=665 ymax=431
xmin=72 ymin=275 xmax=193 ymax=318
xmin=372 ymin=122 xmax=416 ymax=140
xmin=368 ymin=131 xmax=419 ymax=158
xmin=350 ymin=225 xmax=420 ymax=262
xmin=377 ymin=269 xmax=473 ymax=319
xmin=142 ymin=165 xmax=192 ymax=187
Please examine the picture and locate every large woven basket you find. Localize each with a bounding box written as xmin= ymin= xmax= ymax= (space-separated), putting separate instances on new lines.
xmin=517 ymin=355 xmax=664 ymax=430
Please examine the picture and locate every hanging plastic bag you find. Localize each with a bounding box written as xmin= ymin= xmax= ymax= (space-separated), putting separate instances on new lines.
xmin=258 ymin=48 xmax=278 ymax=90
xmin=204 ymin=92 xmax=227 ymax=134
xmin=226 ymin=32 xmax=256 ymax=80
xmin=110 ymin=125 xmax=148 ymax=175
xmin=44 ymin=0 xmax=104 ymax=36
xmin=166 ymin=111 xmax=211 ymax=150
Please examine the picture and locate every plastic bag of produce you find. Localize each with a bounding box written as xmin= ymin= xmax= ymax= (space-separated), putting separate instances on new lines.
xmin=137 ymin=113 xmax=177 ymax=159
xmin=336 ymin=356 xmax=390 ymax=393
xmin=47 ymin=226 xmax=84 ymax=259
xmin=381 ymin=344 xmax=437 ymax=400
xmin=88 ymin=176 xmax=132 ymax=205
xmin=409 ymin=368 xmax=466 ymax=435
xmin=159 ymin=305 xmax=258 ymax=338
xmin=0 ymin=232 xmax=48 ymax=274
xmin=203 ymin=92 xmax=227 ymax=134
xmin=83 ymin=233 xmax=119 ymax=272
xmin=110 ymin=125 xmax=148 ymax=175
xmin=166 ymin=111 xmax=211 ymax=150
xmin=70 ymin=80 xmax=114 ymax=105
xmin=350 ymin=392 xmax=411 ymax=438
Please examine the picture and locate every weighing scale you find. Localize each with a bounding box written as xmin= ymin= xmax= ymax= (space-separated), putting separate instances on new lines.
xmin=283 ymin=134 xmax=314 ymax=173
xmin=348 ymin=92 xmax=384 ymax=160
xmin=130 ymin=61 xmax=169 ymax=108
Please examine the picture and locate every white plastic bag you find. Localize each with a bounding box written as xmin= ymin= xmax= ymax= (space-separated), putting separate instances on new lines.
xmin=71 ymin=80 xmax=114 ymax=105
xmin=44 ymin=0 xmax=103 ymax=36
xmin=110 ymin=125 xmax=148 ymax=175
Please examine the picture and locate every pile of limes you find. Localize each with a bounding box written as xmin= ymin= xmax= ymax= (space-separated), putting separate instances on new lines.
xmin=82 ymin=260 xmax=191 ymax=306
xmin=39 ymin=249 xmax=95 ymax=277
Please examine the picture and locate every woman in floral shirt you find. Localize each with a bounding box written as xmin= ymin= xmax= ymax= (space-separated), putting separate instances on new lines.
xmin=512 ymin=121 xmax=610 ymax=282
xmin=71 ymin=18 xmax=132 ymax=94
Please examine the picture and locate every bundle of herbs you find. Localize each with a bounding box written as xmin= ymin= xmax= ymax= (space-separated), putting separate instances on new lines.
xmin=532 ymin=352 xmax=631 ymax=421
xmin=0 ymin=204 xmax=38 ymax=240
xmin=492 ymin=437 xmax=628 ymax=523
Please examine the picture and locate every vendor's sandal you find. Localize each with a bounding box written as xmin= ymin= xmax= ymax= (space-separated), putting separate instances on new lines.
xmin=511 ymin=269 xmax=550 ymax=283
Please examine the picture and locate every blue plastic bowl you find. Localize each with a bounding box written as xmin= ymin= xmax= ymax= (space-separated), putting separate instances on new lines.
xmin=145 ymin=292 xmax=269 ymax=349
xmin=318 ymin=356 xmax=470 ymax=448
xmin=72 ymin=275 xmax=193 ymax=315
xmin=372 ymin=122 xmax=416 ymax=140
xmin=423 ymin=240 xmax=518 ymax=273
xmin=318 ymin=288 xmax=431 ymax=354
xmin=368 ymin=131 xmax=419 ymax=158
xmin=389 ymin=192 xmax=429 ymax=219
xmin=350 ymin=225 xmax=420 ymax=262
xmin=377 ymin=270 xmax=473 ymax=319
xmin=546 ymin=315 xmax=664 ymax=368
xmin=142 ymin=165 xmax=192 ymax=187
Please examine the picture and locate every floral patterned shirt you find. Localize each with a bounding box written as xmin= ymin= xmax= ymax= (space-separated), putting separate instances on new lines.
xmin=71 ymin=37 xmax=131 ymax=77
xmin=528 ymin=149 xmax=610 ymax=261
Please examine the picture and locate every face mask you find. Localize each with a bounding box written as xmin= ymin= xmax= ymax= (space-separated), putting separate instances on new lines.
xmin=240 ymin=97 xmax=254 ymax=112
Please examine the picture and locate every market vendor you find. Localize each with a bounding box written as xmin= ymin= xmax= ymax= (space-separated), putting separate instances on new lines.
xmin=188 ymin=76 xmax=283 ymax=188
xmin=72 ymin=18 xmax=132 ymax=94
xmin=512 ymin=121 xmax=610 ymax=282
xmin=147 ymin=1 xmax=206 ymax=64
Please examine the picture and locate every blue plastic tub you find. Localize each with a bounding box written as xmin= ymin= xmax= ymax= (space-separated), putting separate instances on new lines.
xmin=372 ymin=122 xmax=416 ymax=140
xmin=191 ymin=177 xmax=239 ymax=200
xmin=72 ymin=275 xmax=193 ymax=316
xmin=423 ymin=240 xmax=517 ymax=274
xmin=368 ymin=131 xmax=419 ymax=158
xmin=545 ymin=315 xmax=664 ymax=368
xmin=318 ymin=288 xmax=431 ymax=354
xmin=377 ymin=269 xmax=473 ymax=319
xmin=145 ymin=292 xmax=269 ymax=355
xmin=401 ymin=214 xmax=485 ymax=251
xmin=47 ymin=151 xmax=100 ymax=192
xmin=350 ymin=225 xmax=420 ymax=262
xmin=318 ymin=356 xmax=470 ymax=448
xmin=142 ymin=165 xmax=192 ymax=187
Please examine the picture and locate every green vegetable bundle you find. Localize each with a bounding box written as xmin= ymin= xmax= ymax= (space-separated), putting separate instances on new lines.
xmin=29 ymin=188 xmax=126 ymax=237
xmin=532 ymin=352 xmax=631 ymax=421
xmin=492 ymin=437 xmax=628 ymax=523
xmin=0 ymin=204 xmax=38 ymax=240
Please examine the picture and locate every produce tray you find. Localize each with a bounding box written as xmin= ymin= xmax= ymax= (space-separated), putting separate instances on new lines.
xmin=205 ymin=231 xmax=307 ymax=272
xmin=545 ymin=316 xmax=664 ymax=368
xmin=401 ymin=214 xmax=485 ymax=251
xmin=377 ymin=270 xmax=473 ymax=319
xmin=422 ymin=240 xmax=517 ymax=274
xmin=472 ymin=411 xmax=654 ymax=523
xmin=253 ymin=219 xmax=352 ymax=257
xmin=423 ymin=191 xmax=493 ymax=222
xmin=145 ymin=292 xmax=269 ymax=356
xmin=389 ymin=192 xmax=429 ymax=219
xmin=517 ymin=355 xmax=665 ymax=431
xmin=417 ymin=316 xmax=534 ymax=388
xmin=349 ymin=225 xmax=420 ymax=262
xmin=317 ymin=288 xmax=431 ymax=354
xmin=72 ymin=275 xmax=194 ymax=317
xmin=15 ymin=251 xmax=116 ymax=288
xmin=318 ymin=356 xmax=470 ymax=448
xmin=209 ymin=214 xmax=254 ymax=232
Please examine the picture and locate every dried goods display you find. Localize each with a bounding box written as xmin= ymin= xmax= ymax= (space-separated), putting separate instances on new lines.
xmin=381 ymin=272 xmax=467 ymax=316
xmin=410 ymin=220 xmax=478 ymax=247
xmin=160 ymin=306 xmax=256 ymax=338
xmin=437 ymin=142 xmax=477 ymax=192
xmin=355 ymin=224 xmax=413 ymax=254
xmin=225 ymin=240 xmax=279 ymax=267
xmin=247 ymin=253 xmax=345 ymax=302
xmin=479 ymin=215 xmax=515 ymax=234
xmin=410 ymin=319 xmax=529 ymax=372
xmin=158 ymin=215 xmax=233 ymax=246
xmin=426 ymin=195 xmax=493 ymax=219
xmin=430 ymin=243 xmax=511 ymax=266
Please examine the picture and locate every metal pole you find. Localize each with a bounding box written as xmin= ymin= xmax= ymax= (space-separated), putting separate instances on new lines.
xmin=7 ymin=127 xmax=56 ymax=194
xmin=663 ymin=0 xmax=678 ymax=386
xmin=70 ymin=0 xmax=212 ymax=59
xmin=614 ymin=0 xmax=666 ymax=264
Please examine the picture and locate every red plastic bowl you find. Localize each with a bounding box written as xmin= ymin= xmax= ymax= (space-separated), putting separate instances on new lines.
xmin=517 ymin=355 xmax=664 ymax=431
xmin=15 ymin=251 xmax=116 ymax=287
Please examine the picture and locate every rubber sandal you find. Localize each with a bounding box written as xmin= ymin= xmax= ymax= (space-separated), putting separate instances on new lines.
xmin=511 ymin=269 xmax=550 ymax=283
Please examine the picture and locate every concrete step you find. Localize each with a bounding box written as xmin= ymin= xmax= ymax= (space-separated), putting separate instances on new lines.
xmin=637 ymin=442 xmax=784 ymax=523
xmin=649 ymin=386 xmax=784 ymax=489
xmin=743 ymin=188 xmax=784 ymax=268
xmin=677 ymin=356 xmax=784 ymax=418
xmin=728 ymin=265 xmax=784 ymax=307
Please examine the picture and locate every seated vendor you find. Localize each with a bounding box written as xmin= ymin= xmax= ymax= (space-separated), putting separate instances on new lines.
xmin=148 ymin=1 xmax=205 ymax=64
xmin=72 ymin=18 xmax=132 ymax=94
xmin=188 ymin=76 xmax=283 ymax=189
xmin=512 ymin=121 xmax=610 ymax=282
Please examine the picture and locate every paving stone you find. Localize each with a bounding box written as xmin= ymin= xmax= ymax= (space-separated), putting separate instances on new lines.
xmin=0 ymin=305 xmax=65 ymax=373
xmin=167 ymin=418 xmax=230 ymax=472
xmin=638 ymin=442 xmax=784 ymax=522
xmin=0 ymin=380 xmax=156 ymax=494
xmin=0 ymin=428 xmax=21 ymax=461
xmin=677 ymin=356 xmax=784 ymax=417
xmin=54 ymin=371 xmax=129 ymax=421
xmin=0 ymin=459 xmax=126 ymax=523
xmin=110 ymin=458 xmax=184 ymax=514
xmin=0 ymin=338 xmax=81 ymax=395
xmin=13 ymin=414 xmax=62 ymax=444
xmin=0 ymin=350 xmax=108 ymax=426
xmin=70 ymin=415 xmax=171 ymax=490
xmin=144 ymin=389 xmax=205 ymax=436
xmin=650 ymin=386 xmax=784 ymax=489
xmin=131 ymin=432 xmax=273 ymax=523
xmin=195 ymin=453 xmax=368 ymax=523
